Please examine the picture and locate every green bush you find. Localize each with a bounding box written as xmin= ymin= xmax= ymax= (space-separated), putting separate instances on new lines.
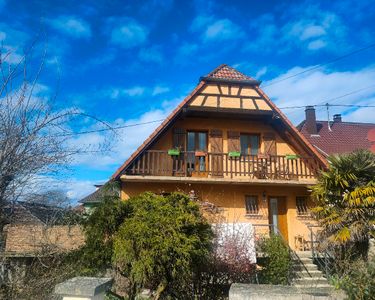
xmin=332 ymin=257 xmax=375 ymax=300
xmin=113 ymin=192 xmax=213 ymax=300
xmin=79 ymin=182 xmax=130 ymax=274
xmin=258 ymin=234 xmax=291 ymax=285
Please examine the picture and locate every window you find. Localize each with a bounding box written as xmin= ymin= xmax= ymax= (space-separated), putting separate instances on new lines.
xmin=187 ymin=131 xmax=207 ymax=151
xmin=240 ymin=134 xmax=259 ymax=155
xmin=187 ymin=131 xmax=208 ymax=172
xmin=296 ymin=196 xmax=309 ymax=215
xmin=245 ymin=195 xmax=259 ymax=215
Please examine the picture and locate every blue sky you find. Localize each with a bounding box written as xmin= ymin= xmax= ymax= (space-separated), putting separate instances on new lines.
xmin=1 ymin=0 xmax=374 ymax=201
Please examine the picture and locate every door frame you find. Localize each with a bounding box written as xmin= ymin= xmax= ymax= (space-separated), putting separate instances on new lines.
xmin=268 ymin=196 xmax=289 ymax=242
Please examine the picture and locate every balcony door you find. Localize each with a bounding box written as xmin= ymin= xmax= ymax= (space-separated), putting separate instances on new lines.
xmin=268 ymin=197 xmax=288 ymax=242
xmin=187 ymin=131 xmax=207 ymax=175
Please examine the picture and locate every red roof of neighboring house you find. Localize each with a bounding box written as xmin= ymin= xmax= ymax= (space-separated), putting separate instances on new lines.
xmin=299 ymin=120 xmax=375 ymax=156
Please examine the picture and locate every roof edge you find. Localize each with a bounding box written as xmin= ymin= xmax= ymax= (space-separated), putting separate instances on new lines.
xmin=111 ymin=81 xmax=207 ymax=180
xmin=200 ymin=76 xmax=261 ymax=86
xmin=254 ymin=86 xmax=328 ymax=168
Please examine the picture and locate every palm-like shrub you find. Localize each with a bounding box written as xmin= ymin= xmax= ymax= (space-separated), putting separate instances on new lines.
xmin=312 ymin=150 xmax=375 ymax=258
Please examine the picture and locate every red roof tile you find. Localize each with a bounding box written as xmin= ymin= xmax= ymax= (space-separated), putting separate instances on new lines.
xmin=299 ymin=120 xmax=375 ymax=156
xmin=204 ymin=64 xmax=257 ymax=82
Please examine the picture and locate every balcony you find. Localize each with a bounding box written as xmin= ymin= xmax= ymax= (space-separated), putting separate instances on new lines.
xmin=125 ymin=150 xmax=321 ymax=182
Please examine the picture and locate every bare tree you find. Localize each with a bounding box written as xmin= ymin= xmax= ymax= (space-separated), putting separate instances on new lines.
xmin=0 ymin=36 xmax=113 ymax=237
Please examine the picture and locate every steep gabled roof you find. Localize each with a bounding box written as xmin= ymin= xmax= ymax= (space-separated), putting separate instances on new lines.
xmin=112 ymin=65 xmax=328 ymax=179
xmin=299 ymin=120 xmax=375 ymax=155
xmin=201 ymin=64 xmax=260 ymax=85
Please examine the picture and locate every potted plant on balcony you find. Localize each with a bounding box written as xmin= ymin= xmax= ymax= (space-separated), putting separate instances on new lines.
xmin=168 ymin=148 xmax=180 ymax=156
xmin=285 ymin=154 xmax=299 ymax=160
xmin=228 ymin=151 xmax=241 ymax=158
xmin=195 ymin=150 xmax=207 ymax=157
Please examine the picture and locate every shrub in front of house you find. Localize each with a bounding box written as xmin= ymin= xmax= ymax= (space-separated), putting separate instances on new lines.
xmin=112 ymin=192 xmax=213 ymax=300
xmin=258 ymin=234 xmax=292 ymax=285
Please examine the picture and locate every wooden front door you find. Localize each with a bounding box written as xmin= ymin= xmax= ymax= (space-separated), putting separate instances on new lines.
xmin=268 ymin=197 xmax=288 ymax=242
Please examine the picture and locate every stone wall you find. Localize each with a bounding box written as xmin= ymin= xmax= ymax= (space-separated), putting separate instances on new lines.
xmin=3 ymin=225 xmax=84 ymax=253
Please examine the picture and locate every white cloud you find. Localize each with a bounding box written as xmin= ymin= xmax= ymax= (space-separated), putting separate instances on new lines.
xmin=123 ymin=86 xmax=145 ymax=97
xmin=264 ymin=66 xmax=375 ymax=124
xmin=281 ymin=9 xmax=346 ymax=52
xmin=138 ymin=46 xmax=163 ymax=63
xmin=106 ymin=85 xmax=172 ymax=99
xmin=48 ymin=15 xmax=91 ymax=39
xmin=255 ymin=67 xmax=268 ymax=79
xmin=307 ymin=39 xmax=327 ymax=50
xmin=152 ymin=85 xmax=170 ymax=96
xmin=110 ymin=18 xmax=148 ymax=48
xmin=191 ymin=15 xmax=245 ymax=42
xmin=300 ymin=25 xmax=326 ymax=40
xmin=246 ymin=5 xmax=347 ymax=54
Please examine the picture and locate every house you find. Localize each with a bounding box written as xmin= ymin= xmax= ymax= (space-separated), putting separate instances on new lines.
xmin=79 ymin=184 xmax=105 ymax=213
xmin=111 ymin=65 xmax=328 ymax=250
xmin=298 ymin=106 xmax=375 ymax=156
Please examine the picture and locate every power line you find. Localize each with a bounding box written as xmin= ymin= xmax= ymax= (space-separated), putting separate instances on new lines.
xmin=261 ymin=42 xmax=375 ymax=88
xmin=60 ymin=119 xmax=165 ymax=137
xmin=279 ymin=83 xmax=375 ymax=109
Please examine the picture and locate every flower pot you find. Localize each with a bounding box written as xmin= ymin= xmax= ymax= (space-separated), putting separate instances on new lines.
xmin=168 ymin=149 xmax=180 ymax=156
xmin=229 ymin=151 xmax=241 ymax=157
xmin=195 ymin=151 xmax=207 ymax=157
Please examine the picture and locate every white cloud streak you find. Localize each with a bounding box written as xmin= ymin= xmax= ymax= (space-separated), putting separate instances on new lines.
xmin=48 ymin=15 xmax=92 ymax=39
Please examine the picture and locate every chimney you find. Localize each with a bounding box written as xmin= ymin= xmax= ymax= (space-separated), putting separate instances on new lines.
xmin=333 ymin=114 xmax=342 ymax=123
xmin=305 ymin=106 xmax=317 ymax=134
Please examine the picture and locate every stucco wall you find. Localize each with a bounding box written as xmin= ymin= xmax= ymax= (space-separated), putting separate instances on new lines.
xmin=121 ymin=182 xmax=317 ymax=250
xmin=151 ymin=117 xmax=297 ymax=156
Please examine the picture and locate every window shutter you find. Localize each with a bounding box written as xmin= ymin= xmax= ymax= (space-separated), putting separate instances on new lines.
xmin=210 ymin=129 xmax=223 ymax=177
xmin=173 ymin=128 xmax=186 ymax=150
xmin=210 ymin=129 xmax=223 ymax=152
xmin=263 ymin=132 xmax=277 ymax=155
xmin=227 ymin=131 xmax=240 ymax=152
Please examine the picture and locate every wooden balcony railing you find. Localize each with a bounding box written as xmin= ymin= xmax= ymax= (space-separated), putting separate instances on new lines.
xmin=126 ymin=150 xmax=321 ymax=180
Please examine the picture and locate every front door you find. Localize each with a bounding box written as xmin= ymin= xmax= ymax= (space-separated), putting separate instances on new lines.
xmin=268 ymin=197 xmax=288 ymax=242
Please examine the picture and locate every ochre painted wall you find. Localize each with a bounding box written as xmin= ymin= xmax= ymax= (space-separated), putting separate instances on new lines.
xmin=151 ymin=117 xmax=296 ymax=156
xmin=121 ymin=181 xmax=317 ymax=250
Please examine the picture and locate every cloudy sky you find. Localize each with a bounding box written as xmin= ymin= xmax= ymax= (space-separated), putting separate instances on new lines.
xmin=1 ymin=0 xmax=374 ymax=202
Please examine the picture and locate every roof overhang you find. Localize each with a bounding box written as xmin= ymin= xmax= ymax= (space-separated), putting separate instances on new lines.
xmin=200 ymin=77 xmax=261 ymax=86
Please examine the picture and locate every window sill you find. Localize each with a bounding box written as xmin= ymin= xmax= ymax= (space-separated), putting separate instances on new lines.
xmin=245 ymin=213 xmax=262 ymax=219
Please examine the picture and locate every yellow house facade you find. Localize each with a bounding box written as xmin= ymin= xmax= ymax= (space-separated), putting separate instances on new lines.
xmin=112 ymin=65 xmax=327 ymax=250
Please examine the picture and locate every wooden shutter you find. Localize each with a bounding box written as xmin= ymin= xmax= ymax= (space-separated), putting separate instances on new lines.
xmin=173 ymin=128 xmax=186 ymax=150
xmin=263 ymin=132 xmax=277 ymax=156
xmin=227 ymin=131 xmax=240 ymax=152
xmin=210 ymin=129 xmax=223 ymax=177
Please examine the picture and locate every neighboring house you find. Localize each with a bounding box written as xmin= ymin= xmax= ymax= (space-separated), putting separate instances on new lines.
xmin=79 ymin=184 xmax=104 ymax=213
xmin=298 ymin=106 xmax=375 ymax=156
xmin=1 ymin=201 xmax=84 ymax=254
xmin=79 ymin=184 xmax=120 ymax=213
xmin=110 ymin=64 xmax=328 ymax=251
